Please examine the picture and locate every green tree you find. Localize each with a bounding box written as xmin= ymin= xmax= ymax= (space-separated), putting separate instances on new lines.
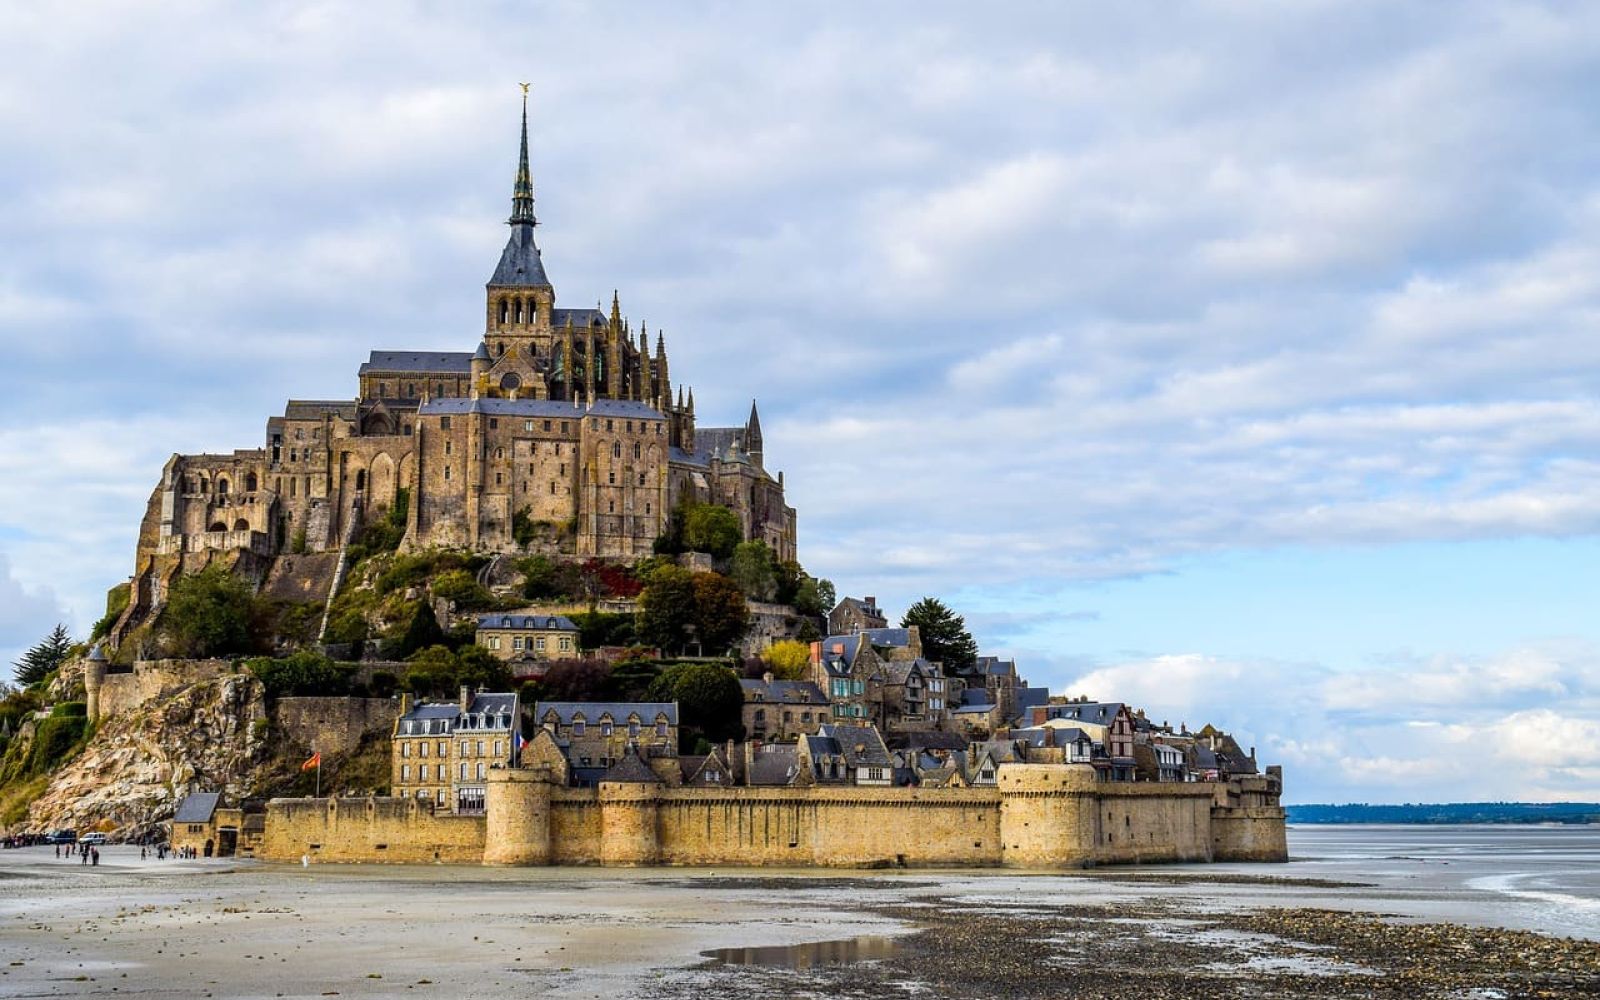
xmin=760 ymin=639 xmax=812 ymax=680
xmin=161 ymin=567 xmax=259 ymax=657
xmin=605 ymin=658 xmax=663 ymax=701
xmin=13 ymin=624 xmax=73 ymax=687
xmin=682 ymin=504 xmax=741 ymax=558
xmin=431 ymin=569 xmax=493 ymax=610
xmin=691 ymin=572 xmax=750 ymax=655
xmin=636 ymin=565 xmax=697 ymax=654
xmin=648 ymin=661 xmax=743 ymax=747
xmin=793 ymin=576 xmax=835 ymax=617
xmin=901 ymin=597 xmax=979 ymax=671
xmin=394 ymin=602 xmax=445 ymax=659
xmin=729 ymin=541 xmax=777 ymax=601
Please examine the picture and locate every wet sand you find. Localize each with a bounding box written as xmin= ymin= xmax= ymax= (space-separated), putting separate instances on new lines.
xmin=1 ymin=833 xmax=1597 ymax=999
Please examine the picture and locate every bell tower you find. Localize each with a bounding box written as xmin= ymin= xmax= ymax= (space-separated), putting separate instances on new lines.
xmin=484 ymin=87 xmax=555 ymax=369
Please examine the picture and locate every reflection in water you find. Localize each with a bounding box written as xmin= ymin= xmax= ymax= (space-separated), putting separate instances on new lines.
xmin=703 ymin=935 xmax=903 ymax=969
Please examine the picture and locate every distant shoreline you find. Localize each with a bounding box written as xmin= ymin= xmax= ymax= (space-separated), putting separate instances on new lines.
xmin=1287 ymin=803 xmax=1600 ymax=825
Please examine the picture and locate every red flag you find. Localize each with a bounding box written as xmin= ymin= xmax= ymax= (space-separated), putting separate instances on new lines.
xmin=300 ymin=752 xmax=321 ymax=772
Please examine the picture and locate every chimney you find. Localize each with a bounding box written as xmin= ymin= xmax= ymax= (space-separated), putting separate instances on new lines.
xmin=398 ymin=692 xmax=413 ymax=716
xmin=865 ymin=595 xmax=876 ymax=608
xmin=460 ymin=685 xmax=471 ymax=712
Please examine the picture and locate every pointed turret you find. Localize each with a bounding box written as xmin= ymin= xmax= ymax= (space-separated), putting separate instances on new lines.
xmin=609 ymin=290 xmax=623 ymax=331
xmin=488 ymin=92 xmax=551 ymax=290
xmin=745 ymin=399 xmax=764 ymax=468
xmin=509 ymin=89 xmax=537 ymax=227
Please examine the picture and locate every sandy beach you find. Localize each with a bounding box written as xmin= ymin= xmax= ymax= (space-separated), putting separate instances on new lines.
xmin=1 ymin=828 xmax=1598 ymax=998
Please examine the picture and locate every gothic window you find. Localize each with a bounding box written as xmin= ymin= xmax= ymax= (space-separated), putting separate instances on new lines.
xmin=499 ymin=299 xmax=509 ymax=325
xmin=611 ymin=442 xmax=621 ymax=458
xmin=494 ymin=447 xmax=504 ymax=459
xmin=633 ymin=443 xmax=641 ymax=459
xmin=500 ymin=372 xmax=521 ymax=392
xmin=216 ymin=477 xmax=229 ymax=496
xmin=245 ymin=473 xmax=257 ymax=491
xmin=515 ymin=300 xmax=523 ymax=324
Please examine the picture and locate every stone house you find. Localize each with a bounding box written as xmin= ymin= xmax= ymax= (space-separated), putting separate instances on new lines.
xmin=827 ymin=596 xmax=887 ymax=636
xmin=740 ymin=673 xmax=830 ymax=741
xmin=1033 ymin=701 xmax=1137 ymax=781
xmin=949 ymin=689 xmax=1002 ymax=736
xmin=392 ymin=688 xmax=519 ymax=814
xmin=475 ymin=613 xmax=580 ymax=662
xmin=810 ymin=627 xmax=923 ymax=727
xmin=534 ymin=701 xmax=679 ymax=777
xmin=170 ymin=791 xmax=263 ymax=858
xmin=797 ymin=723 xmax=894 ymax=786
xmin=882 ymin=657 xmax=948 ymax=732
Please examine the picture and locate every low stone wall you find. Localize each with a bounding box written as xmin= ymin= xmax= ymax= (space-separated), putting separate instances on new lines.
xmin=261 ymin=797 xmax=484 ymax=863
xmin=273 ymin=697 xmax=398 ymax=752
xmin=92 ymin=659 xmax=235 ymax=721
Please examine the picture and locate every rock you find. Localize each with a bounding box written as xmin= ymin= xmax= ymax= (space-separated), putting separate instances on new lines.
xmin=21 ymin=673 xmax=271 ymax=840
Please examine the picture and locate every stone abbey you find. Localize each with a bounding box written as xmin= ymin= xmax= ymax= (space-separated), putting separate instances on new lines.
xmin=110 ymin=99 xmax=794 ymax=644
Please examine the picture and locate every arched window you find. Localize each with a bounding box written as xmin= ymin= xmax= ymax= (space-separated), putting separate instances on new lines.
xmin=494 ymin=448 xmax=504 ymax=460
xmin=611 ymin=442 xmax=621 ymax=458
xmin=244 ymin=472 xmax=258 ymax=492
xmin=233 ymin=518 xmax=249 ymax=531
xmin=499 ymin=299 xmax=509 ymax=325
xmin=499 ymin=373 xmax=521 ymax=392
xmin=216 ymin=477 xmax=229 ymax=496
xmin=208 ymin=521 xmax=227 ymax=532
xmin=515 ymin=299 xmax=524 ymax=324
xmin=355 ymin=470 xmax=366 ymax=491
xmin=633 ymin=443 xmax=641 ymax=460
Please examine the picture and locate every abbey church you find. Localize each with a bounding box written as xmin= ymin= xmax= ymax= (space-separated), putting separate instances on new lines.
xmin=110 ymin=100 xmax=795 ymax=645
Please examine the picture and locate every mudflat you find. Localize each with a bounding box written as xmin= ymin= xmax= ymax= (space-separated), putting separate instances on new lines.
xmin=1 ymin=832 xmax=1598 ymax=999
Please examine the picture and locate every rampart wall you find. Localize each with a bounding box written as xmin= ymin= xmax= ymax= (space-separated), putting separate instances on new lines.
xmin=261 ymin=764 xmax=1287 ymax=869
xmin=273 ymin=697 xmax=398 ymax=752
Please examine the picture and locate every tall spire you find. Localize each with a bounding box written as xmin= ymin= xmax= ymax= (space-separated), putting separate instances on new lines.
xmin=509 ymin=84 xmax=537 ymax=227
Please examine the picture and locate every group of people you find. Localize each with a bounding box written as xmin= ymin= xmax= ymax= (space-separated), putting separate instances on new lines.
xmin=54 ymin=841 xmax=100 ymax=865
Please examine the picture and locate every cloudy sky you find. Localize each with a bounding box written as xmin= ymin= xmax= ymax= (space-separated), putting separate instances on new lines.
xmin=3 ymin=1 xmax=1599 ymax=803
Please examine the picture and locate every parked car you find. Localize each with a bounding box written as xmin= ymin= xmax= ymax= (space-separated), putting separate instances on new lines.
xmin=78 ymin=832 xmax=108 ymax=846
xmin=44 ymin=829 xmax=78 ymax=845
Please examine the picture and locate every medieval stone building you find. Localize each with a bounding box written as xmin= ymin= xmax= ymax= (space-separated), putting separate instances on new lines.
xmin=110 ymin=99 xmax=795 ymax=647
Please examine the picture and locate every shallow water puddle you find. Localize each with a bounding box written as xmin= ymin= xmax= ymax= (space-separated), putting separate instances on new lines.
xmin=702 ymin=935 xmax=903 ymax=969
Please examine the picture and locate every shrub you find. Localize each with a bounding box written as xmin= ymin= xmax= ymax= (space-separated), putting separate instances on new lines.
xmin=369 ymin=670 xmax=398 ymax=698
xmin=760 ymin=640 xmax=811 ymax=680
xmin=246 ymin=652 xmax=355 ymax=698
xmin=160 ymin=567 xmax=260 ymax=657
xmin=49 ymin=701 xmax=88 ymax=718
xmin=682 ymin=504 xmax=741 ymax=559
xmin=432 ymin=569 xmax=493 ymax=610
xmin=323 ymin=609 xmax=370 ymax=645
xmin=89 ymin=583 xmax=131 ymax=642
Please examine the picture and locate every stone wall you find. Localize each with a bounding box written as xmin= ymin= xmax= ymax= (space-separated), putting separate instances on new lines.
xmin=92 ymin=659 xmax=235 ymax=721
xmin=273 ymin=697 xmax=398 ymax=753
xmin=260 ymin=765 xmax=1286 ymax=869
xmin=261 ymin=797 xmax=485 ymax=863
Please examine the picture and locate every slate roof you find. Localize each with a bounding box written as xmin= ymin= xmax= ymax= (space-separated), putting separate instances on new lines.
xmin=975 ymin=656 xmax=1018 ymax=678
xmin=600 ymin=749 xmax=661 ymax=784
xmin=1013 ymin=686 xmax=1050 ymax=718
xmin=740 ymin=677 xmax=826 ymax=705
xmin=747 ymin=745 xmax=800 ymax=786
xmin=811 ymin=723 xmax=892 ymax=768
xmin=1039 ymin=702 xmax=1127 ymax=726
xmin=358 ymin=351 xmax=474 ymax=375
xmin=283 ymin=400 xmax=360 ymax=420
xmin=489 ymin=224 xmax=552 ymax=287
xmin=468 ymin=693 xmax=518 ymax=719
xmin=536 ymin=701 xmax=679 ymax=726
xmin=551 ymin=307 xmax=605 ymax=328
xmin=953 ymin=689 xmax=996 ymax=713
xmin=173 ymin=792 xmax=221 ymax=824
xmin=894 ymin=730 xmax=968 ymax=752
xmin=478 ymin=614 xmax=579 ymax=632
xmin=861 ymin=627 xmax=912 ymax=647
xmin=886 ymin=657 xmax=937 ymax=686
xmin=418 ymin=397 xmax=664 ymax=420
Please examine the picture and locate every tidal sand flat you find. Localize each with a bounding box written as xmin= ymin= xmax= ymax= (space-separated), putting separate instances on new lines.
xmin=1 ymin=827 xmax=1597 ymax=999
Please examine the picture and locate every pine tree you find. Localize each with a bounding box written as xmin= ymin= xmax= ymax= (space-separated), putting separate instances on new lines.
xmin=900 ymin=598 xmax=978 ymax=671
xmin=14 ymin=623 xmax=74 ymax=686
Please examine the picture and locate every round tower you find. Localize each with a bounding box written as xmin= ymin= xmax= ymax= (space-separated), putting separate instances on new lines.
xmin=83 ymin=643 xmax=108 ymax=724
xmin=483 ymin=768 xmax=554 ymax=865
xmin=598 ymin=779 xmax=661 ymax=865
xmin=997 ymin=764 xmax=1097 ymax=868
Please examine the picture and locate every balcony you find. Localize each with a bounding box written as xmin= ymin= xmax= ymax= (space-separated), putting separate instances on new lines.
xmin=157 ymin=530 xmax=271 ymax=556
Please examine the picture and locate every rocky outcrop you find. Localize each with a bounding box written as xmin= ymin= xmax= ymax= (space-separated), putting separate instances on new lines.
xmin=24 ymin=673 xmax=270 ymax=838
